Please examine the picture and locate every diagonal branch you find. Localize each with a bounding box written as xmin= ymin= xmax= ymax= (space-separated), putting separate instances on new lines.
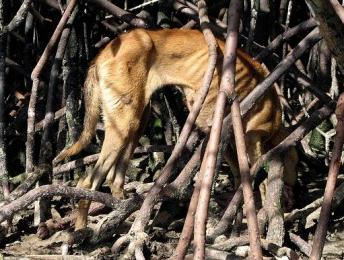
xmin=254 ymin=18 xmax=317 ymax=61
xmin=240 ymin=28 xmax=323 ymax=117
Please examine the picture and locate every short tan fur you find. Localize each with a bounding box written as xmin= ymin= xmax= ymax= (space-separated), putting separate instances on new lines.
xmin=54 ymin=29 xmax=296 ymax=230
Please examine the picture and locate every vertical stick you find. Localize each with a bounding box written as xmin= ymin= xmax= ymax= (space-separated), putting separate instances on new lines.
xmin=171 ymin=1 xmax=218 ymax=259
xmin=0 ymin=0 xmax=9 ymax=200
xmin=227 ymin=3 xmax=263 ymax=256
xmin=34 ymin=6 xmax=78 ymax=225
xmin=245 ymin=0 xmax=259 ymax=53
xmin=310 ymin=93 xmax=344 ymax=259
xmin=171 ymin=144 xmax=206 ymax=260
xmin=193 ymin=0 xmax=259 ymax=259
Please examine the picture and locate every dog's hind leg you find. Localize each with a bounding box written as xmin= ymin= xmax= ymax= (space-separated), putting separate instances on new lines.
xmin=74 ymin=127 xmax=127 ymax=229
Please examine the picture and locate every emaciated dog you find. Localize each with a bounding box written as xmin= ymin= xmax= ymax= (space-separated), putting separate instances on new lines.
xmin=54 ymin=29 xmax=297 ymax=230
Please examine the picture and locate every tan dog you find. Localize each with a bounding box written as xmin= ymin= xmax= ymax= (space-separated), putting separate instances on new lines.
xmin=54 ymin=29 xmax=296 ymax=230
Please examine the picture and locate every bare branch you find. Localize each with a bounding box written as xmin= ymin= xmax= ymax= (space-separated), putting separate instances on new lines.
xmin=265 ymin=155 xmax=284 ymax=246
xmin=53 ymin=145 xmax=173 ymax=176
xmin=196 ymin=0 xmax=262 ymax=257
xmin=170 ymin=143 xmax=204 ymax=260
xmin=241 ymin=28 xmax=323 ymax=117
xmin=0 ymin=184 xmax=143 ymax=224
xmin=0 ymin=0 xmax=9 ymax=202
xmin=89 ymin=0 xmax=148 ymax=28
xmin=289 ymin=232 xmax=311 ymax=257
xmin=254 ymin=18 xmax=317 ymax=61
xmin=26 ymin=0 xmax=77 ymax=173
xmin=310 ymin=93 xmax=344 ymax=259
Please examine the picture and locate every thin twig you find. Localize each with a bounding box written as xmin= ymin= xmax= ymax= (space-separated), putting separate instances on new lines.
xmin=129 ymin=0 xmax=160 ymax=11
xmin=38 ymin=8 xmax=77 ymax=165
xmin=171 ymin=0 xmax=227 ymax=32
xmin=288 ymin=67 xmax=334 ymax=105
xmin=207 ymin=187 xmax=243 ymax=240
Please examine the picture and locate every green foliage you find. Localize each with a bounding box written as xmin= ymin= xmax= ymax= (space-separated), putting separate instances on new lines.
xmin=309 ymin=119 xmax=333 ymax=151
xmin=152 ymin=118 xmax=164 ymax=141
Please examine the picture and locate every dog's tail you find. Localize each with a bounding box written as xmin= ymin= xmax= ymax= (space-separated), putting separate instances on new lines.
xmin=53 ymin=64 xmax=100 ymax=165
